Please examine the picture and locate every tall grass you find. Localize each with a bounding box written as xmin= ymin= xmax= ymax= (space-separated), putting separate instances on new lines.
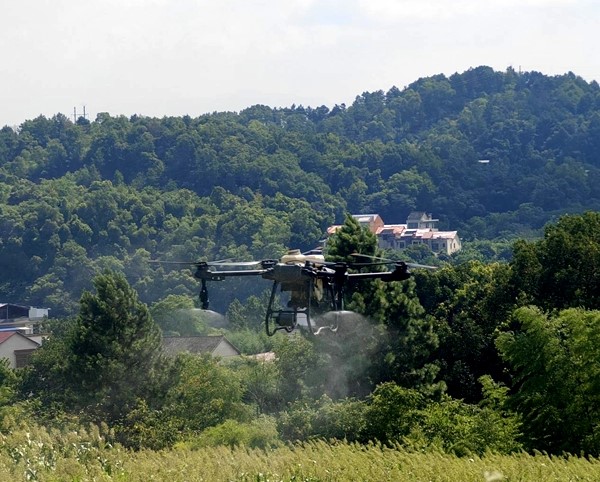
xmin=1 ymin=426 xmax=600 ymax=481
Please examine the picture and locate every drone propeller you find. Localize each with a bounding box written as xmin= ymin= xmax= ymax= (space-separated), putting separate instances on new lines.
xmin=149 ymin=258 xmax=269 ymax=269
xmin=350 ymin=253 xmax=437 ymax=270
xmin=149 ymin=258 xmax=234 ymax=265
xmin=208 ymin=260 xmax=265 ymax=267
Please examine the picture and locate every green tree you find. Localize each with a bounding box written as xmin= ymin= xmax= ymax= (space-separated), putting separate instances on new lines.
xmin=163 ymin=354 xmax=248 ymax=433
xmin=326 ymin=214 xmax=377 ymax=263
xmin=363 ymin=382 xmax=425 ymax=442
xmin=497 ymin=306 xmax=600 ymax=455
xmin=508 ymin=212 xmax=600 ymax=311
xmin=24 ymin=271 xmax=167 ymax=424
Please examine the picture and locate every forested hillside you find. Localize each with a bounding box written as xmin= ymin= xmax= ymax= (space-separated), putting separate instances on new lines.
xmin=1 ymin=66 xmax=600 ymax=316
xmin=1 ymin=67 xmax=600 ymax=464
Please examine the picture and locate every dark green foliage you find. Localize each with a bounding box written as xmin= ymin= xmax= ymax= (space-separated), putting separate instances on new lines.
xmin=510 ymin=211 xmax=600 ymax=310
xmin=2 ymin=68 xmax=600 ymax=316
xmin=497 ymin=307 xmax=600 ymax=455
xmin=415 ymin=261 xmax=515 ymax=401
xmin=325 ymin=214 xmax=378 ymax=263
xmin=326 ymin=214 xmax=441 ymax=395
xmin=23 ymin=271 xmax=168 ymax=424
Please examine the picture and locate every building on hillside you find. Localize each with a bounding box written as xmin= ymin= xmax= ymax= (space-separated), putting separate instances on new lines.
xmin=162 ymin=335 xmax=241 ymax=358
xmin=406 ymin=211 xmax=439 ymax=230
xmin=0 ymin=331 xmax=41 ymax=368
xmin=350 ymin=214 xmax=385 ymax=233
xmin=0 ymin=303 xmax=49 ymax=334
xmin=327 ymin=212 xmax=461 ymax=256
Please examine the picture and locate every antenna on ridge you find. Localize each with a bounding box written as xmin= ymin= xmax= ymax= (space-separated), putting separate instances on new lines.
xmin=73 ymin=105 xmax=89 ymax=123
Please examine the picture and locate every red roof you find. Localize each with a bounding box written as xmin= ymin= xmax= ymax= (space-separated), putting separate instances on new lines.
xmin=0 ymin=332 xmax=17 ymax=343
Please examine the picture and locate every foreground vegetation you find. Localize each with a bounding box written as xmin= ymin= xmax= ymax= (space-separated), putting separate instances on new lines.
xmin=1 ymin=425 xmax=600 ymax=482
xmin=2 ymin=67 xmax=600 ymax=478
xmin=0 ymin=211 xmax=592 ymax=469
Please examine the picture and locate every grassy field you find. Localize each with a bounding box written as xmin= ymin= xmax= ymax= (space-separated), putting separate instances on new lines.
xmin=1 ymin=435 xmax=600 ymax=482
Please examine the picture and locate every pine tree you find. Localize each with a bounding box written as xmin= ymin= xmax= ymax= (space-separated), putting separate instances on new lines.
xmin=69 ymin=271 xmax=165 ymax=422
xmin=325 ymin=214 xmax=439 ymax=394
xmin=25 ymin=271 xmax=167 ymax=423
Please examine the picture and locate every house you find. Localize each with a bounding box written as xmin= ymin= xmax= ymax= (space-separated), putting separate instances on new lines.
xmin=395 ymin=228 xmax=461 ymax=255
xmin=327 ymin=212 xmax=461 ymax=256
xmin=0 ymin=303 xmax=49 ymax=334
xmin=162 ymin=335 xmax=241 ymax=358
xmin=406 ymin=212 xmax=439 ymax=230
xmin=0 ymin=331 xmax=41 ymax=368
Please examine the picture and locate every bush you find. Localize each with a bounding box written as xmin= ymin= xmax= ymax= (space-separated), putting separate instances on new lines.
xmin=277 ymin=396 xmax=367 ymax=442
xmin=180 ymin=416 xmax=281 ymax=449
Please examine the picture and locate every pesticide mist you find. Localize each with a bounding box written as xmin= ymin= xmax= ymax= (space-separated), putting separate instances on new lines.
xmin=312 ymin=310 xmax=383 ymax=399
xmin=183 ymin=308 xmax=230 ymax=329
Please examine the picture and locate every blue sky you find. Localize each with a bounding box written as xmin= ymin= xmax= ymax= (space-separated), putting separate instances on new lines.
xmin=0 ymin=0 xmax=597 ymax=127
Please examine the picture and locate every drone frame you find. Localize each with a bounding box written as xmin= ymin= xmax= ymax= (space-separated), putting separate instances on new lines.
xmin=190 ymin=257 xmax=414 ymax=336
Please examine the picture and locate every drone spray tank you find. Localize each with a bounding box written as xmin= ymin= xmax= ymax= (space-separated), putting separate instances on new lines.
xmin=264 ymin=249 xmax=327 ymax=335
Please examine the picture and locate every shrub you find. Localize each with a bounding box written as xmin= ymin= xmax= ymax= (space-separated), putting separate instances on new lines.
xmin=180 ymin=416 xmax=281 ymax=449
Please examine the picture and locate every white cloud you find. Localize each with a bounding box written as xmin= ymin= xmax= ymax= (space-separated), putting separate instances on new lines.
xmin=356 ymin=0 xmax=580 ymax=22
xmin=0 ymin=0 xmax=598 ymax=126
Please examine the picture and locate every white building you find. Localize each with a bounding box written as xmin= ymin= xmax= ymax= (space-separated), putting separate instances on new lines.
xmin=327 ymin=212 xmax=461 ymax=256
xmin=0 ymin=331 xmax=41 ymax=368
xmin=0 ymin=303 xmax=49 ymax=334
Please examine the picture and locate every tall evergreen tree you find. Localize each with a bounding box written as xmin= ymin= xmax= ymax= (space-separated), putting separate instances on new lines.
xmin=25 ymin=271 xmax=167 ymax=423
xmin=325 ymin=214 xmax=439 ymax=394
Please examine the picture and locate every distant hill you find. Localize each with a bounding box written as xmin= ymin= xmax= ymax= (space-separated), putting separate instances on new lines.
xmin=1 ymin=66 xmax=599 ymax=315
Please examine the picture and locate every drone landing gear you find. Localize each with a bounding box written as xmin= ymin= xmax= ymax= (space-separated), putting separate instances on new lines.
xmin=199 ymin=279 xmax=210 ymax=310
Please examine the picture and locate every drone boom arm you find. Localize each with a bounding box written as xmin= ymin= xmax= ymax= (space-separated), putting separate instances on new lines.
xmin=194 ymin=267 xmax=269 ymax=281
xmin=347 ymin=263 xmax=411 ymax=282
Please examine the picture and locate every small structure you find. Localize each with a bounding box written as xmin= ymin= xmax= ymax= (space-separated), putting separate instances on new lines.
xmin=249 ymin=351 xmax=276 ymax=362
xmin=162 ymin=335 xmax=241 ymax=358
xmin=0 ymin=331 xmax=41 ymax=368
xmin=406 ymin=212 xmax=439 ymax=230
xmin=0 ymin=303 xmax=49 ymax=334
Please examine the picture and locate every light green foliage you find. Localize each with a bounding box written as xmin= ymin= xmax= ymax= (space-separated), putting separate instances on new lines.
xmin=184 ymin=416 xmax=281 ymax=449
xmin=164 ymin=354 xmax=249 ymax=433
xmin=364 ymin=380 xmax=521 ymax=456
xmin=405 ymin=394 xmax=522 ymax=456
xmin=232 ymin=356 xmax=281 ymax=414
xmin=363 ymin=382 xmax=425 ymax=442
xmin=224 ymin=327 xmax=274 ymax=355
xmin=277 ymin=396 xmax=367 ymax=443
xmin=0 ymin=429 xmax=597 ymax=481
xmin=497 ymin=306 xmax=600 ymax=454
xmin=273 ymin=334 xmax=325 ymax=403
xmin=0 ymin=359 xmax=19 ymax=408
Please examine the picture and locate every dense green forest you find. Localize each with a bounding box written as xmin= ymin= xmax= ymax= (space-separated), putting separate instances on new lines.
xmin=1 ymin=66 xmax=600 ymax=466
xmin=2 ymin=66 xmax=600 ymax=314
